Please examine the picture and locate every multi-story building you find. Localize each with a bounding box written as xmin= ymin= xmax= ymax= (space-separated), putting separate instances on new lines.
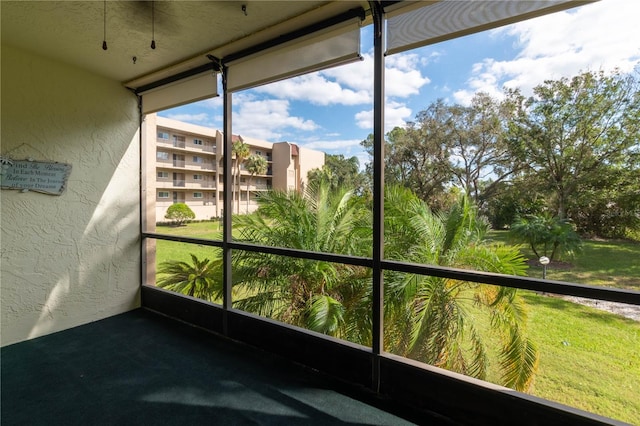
xmin=143 ymin=113 xmax=325 ymax=222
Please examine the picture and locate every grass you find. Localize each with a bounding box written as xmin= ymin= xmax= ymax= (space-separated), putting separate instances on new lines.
xmin=522 ymin=292 xmax=640 ymax=424
xmin=486 ymin=230 xmax=640 ymax=291
xmin=154 ymin=221 xmax=222 ymax=265
xmin=150 ymin=222 xmax=640 ymax=424
xmin=469 ymin=291 xmax=640 ymax=424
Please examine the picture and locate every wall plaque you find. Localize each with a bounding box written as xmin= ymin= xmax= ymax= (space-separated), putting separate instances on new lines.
xmin=1 ymin=159 xmax=72 ymax=195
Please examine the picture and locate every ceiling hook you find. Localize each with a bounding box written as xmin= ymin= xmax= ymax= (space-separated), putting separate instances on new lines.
xmin=151 ymin=1 xmax=157 ymax=49
xmin=102 ymin=0 xmax=108 ymax=50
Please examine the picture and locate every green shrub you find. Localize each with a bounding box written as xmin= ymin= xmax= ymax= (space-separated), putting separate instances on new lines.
xmin=510 ymin=213 xmax=582 ymax=261
xmin=164 ymin=203 xmax=195 ymax=226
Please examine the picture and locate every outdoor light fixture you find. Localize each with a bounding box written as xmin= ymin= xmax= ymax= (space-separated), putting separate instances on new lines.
xmin=539 ymin=256 xmax=550 ymax=279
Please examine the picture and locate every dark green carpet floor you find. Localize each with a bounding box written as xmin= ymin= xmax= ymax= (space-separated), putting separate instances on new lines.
xmin=1 ymin=309 xmax=421 ymax=425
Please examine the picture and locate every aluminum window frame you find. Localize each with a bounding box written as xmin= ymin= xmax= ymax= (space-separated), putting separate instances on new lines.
xmin=139 ymin=3 xmax=638 ymax=424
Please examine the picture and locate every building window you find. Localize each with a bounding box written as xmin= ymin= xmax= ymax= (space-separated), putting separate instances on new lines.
xmin=193 ymin=192 xmax=203 ymax=199
xmin=193 ymin=156 xmax=203 ymax=163
xmin=193 ymin=174 xmax=203 ymax=180
xmin=194 ymin=139 xmax=203 ymax=145
xmin=157 ymin=131 xmax=169 ymax=140
xmin=158 ymin=191 xmax=169 ymax=198
xmin=157 ymin=171 xmax=169 ymax=178
xmin=157 ymin=151 xmax=169 ymax=160
xmin=255 ymin=150 xmax=262 ymax=156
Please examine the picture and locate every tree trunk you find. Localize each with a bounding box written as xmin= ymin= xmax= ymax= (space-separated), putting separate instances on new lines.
xmin=246 ymin=176 xmax=251 ymax=214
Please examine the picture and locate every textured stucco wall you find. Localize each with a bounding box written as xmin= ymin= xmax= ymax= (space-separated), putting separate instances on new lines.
xmin=1 ymin=44 xmax=141 ymax=346
xmin=298 ymin=147 xmax=325 ymax=189
xmin=271 ymin=143 xmax=292 ymax=191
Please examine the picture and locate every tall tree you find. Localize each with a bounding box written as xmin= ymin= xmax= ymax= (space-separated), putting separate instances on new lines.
xmin=232 ymin=140 xmax=250 ymax=214
xmin=244 ymin=154 xmax=268 ymax=213
xmin=307 ymin=154 xmax=366 ymax=194
xmin=361 ymin=100 xmax=454 ymax=209
xmin=448 ymin=92 xmax=519 ymax=205
xmin=506 ymin=69 xmax=640 ymax=221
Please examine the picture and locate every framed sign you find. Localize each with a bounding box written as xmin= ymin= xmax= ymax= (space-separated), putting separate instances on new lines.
xmin=1 ymin=159 xmax=72 ymax=195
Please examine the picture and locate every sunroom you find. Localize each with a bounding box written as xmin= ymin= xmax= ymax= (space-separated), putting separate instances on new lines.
xmin=2 ymin=1 xmax=638 ymax=425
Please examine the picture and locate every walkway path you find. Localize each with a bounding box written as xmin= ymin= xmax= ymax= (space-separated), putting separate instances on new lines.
xmin=561 ymin=295 xmax=640 ymax=321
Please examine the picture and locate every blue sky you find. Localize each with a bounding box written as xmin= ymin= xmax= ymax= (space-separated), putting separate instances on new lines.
xmin=160 ymin=0 xmax=640 ymax=168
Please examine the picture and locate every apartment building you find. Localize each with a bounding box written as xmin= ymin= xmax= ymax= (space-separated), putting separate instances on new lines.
xmin=144 ymin=114 xmax=325 ymax=222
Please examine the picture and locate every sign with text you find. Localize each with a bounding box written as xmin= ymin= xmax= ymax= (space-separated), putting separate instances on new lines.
xmin=1 ymin=160 xmax=72 ymax=195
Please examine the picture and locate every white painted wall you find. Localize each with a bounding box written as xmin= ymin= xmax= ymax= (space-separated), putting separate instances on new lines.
xmin=1 ymin=45 xmax=141 ymax=346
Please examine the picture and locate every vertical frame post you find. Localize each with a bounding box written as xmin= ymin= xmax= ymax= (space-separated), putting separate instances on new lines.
xmin=371 ymin=1 xmax=385 ymax=393
xmin=222 ymin=65 xmax=233 ymax=335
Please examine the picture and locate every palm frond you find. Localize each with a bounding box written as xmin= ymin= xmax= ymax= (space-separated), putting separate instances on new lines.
xmin=499 ymin=330 xmax=540 ymax=392
xmin=305 ymin=294 xmax=345 ymax=336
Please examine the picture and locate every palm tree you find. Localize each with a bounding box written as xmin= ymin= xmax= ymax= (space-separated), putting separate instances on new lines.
xmin=157 ymin=253 xmax=223 ymax=303
xmin=383 ymin=186 xmax=538 ymax=391
xmin=232 ymin=140 xmax=250 ymax=214
xmin=510 ymin=213 xmax=581 ymax=260
xmin=244 ymin=154 xmax=268 ymax=213
xmin=232 ymin=183 xmax=372 ymax=342
xmin=229 ymin=183 xmax=539 ymax=391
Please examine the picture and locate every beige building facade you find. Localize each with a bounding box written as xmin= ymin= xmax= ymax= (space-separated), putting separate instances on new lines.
xmin=144 ymin=114 xmax=325 ymax=222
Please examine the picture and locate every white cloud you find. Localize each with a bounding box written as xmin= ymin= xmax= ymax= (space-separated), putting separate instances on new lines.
xmin=457 ymin=0 xmax=640 ymax=104
xmin=300 ymin=139 xmax=363 ymax=152
xmin=322 ymin=54 xmax=374 ymax=92
xmin=252 ymin=51 xmax=430 ymax=108
xmin=354 ymin=110 xmax=371 ymax=130
xmin=232 ymin=99 xmax=318 ymax=140
xmin=255 ymin=73 xmax=371 ymax=106
xmin=355 ymin=100 xmax=413 ymax=131
xmin=198 ymin=97 xmax=222 ymax=109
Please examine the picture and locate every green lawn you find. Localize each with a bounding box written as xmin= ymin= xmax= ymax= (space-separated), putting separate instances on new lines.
xmin=487 ymin=230 xmax=640 ymax=291
xmin=154 ymin=221 xmax=222 ymax=266
xmin=471 ymin=291 xmax=640 ymax=424
xmin=522 ymin=292 xmax=640 ymax=424
xmin=150 ymin=222 xmax=640 ymax=424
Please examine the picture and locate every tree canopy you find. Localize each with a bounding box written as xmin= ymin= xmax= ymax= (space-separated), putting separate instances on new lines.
xmin=245 ymin=154 xmax=268 ymax=213
xmin=232 ymin=140 xmax=250 ymax=214
xmin=307 ymin=154 xmax=367 ymax=195
xmin=361 ymin=69 xmax=640 ymax=238
xmin=506 ymin=69 xmax=640 ymax=222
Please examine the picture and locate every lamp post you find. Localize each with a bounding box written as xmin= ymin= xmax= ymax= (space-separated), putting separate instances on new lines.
xmin=539 ymin=256 xmax=550 ymax=279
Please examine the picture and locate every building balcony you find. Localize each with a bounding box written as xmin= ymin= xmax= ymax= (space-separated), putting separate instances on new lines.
xmin=158 ymin=139 xmax=217 ymax=155
xmin=185 ymin=181 xmax=216 ymax=189
xmin=185 ymin=145 xmax=216 ymax=154
xmin=3 ymin=292 xmax=614 ymax=425
xmin=186 ymin=200 xmax=217 ymax=206
xmin=156 ymin=180 xmax=177 ymax=189
xmin=157 ymin=138 xmax=186 ymax=149
xmin=1 ymin=308 xmax=427 ymax=425
xmin=184 ymin=163 xmax=216 ymax=172
xmin=245 ymin=184 xmax=271 ymax=191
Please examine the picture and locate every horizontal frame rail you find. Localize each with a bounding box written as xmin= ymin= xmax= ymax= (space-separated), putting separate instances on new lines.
xmin=143 ymin=232 xmax=640 ymax=306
